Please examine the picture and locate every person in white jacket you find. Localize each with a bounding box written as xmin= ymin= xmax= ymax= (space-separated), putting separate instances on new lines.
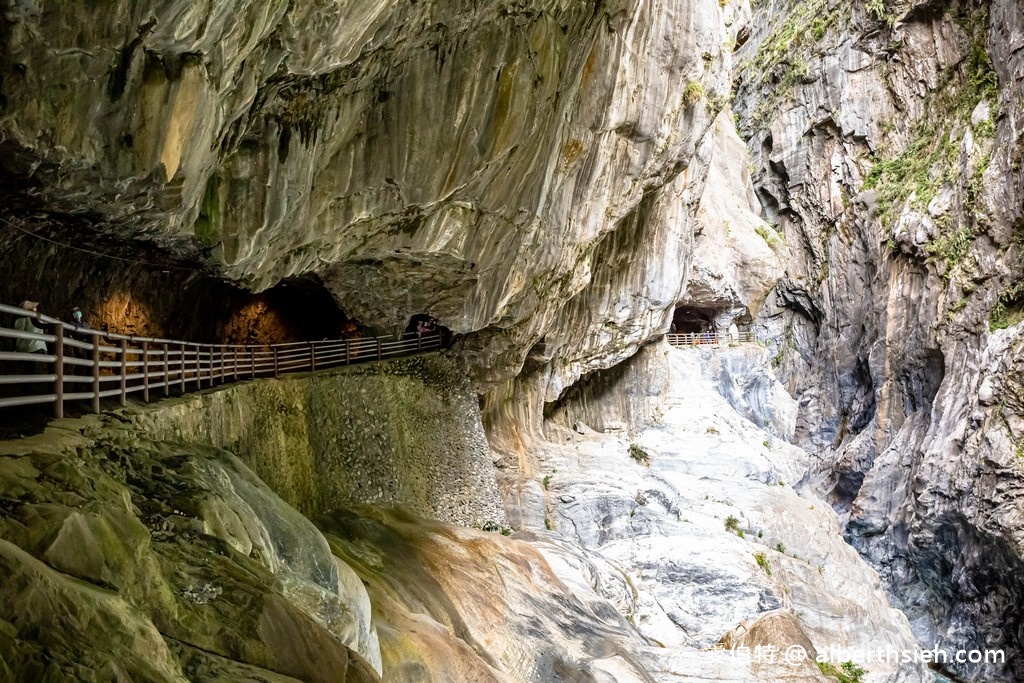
xmin=14 ymin=301 xmax=46 ymax=355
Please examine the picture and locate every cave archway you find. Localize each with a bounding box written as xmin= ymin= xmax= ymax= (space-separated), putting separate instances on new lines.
xmin=670 ymin=305 xmax=721 ymax=334
xmin=404 ymin=313 xmax=452 ymax=346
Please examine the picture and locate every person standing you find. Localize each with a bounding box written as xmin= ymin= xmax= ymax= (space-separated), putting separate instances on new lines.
xmin=66 ymin=306 xmax=92 ymax=373
xmin=14 ymin=300 xmax=47 ymax=392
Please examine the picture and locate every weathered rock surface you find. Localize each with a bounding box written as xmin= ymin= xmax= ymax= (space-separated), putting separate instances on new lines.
xmin=685 ymin=109 xmax=784 ymax=325
xmin=0 ymin=415 xmax=662 ymax=682
xmin=125 ymin=353 xmax=507 ymax=528
xmin=0 ymin=0 xmax=735 ymax=397
xmin=732 ymin=0 xmax=1024 ymax=679
xmin=0 ymin=422 xmax=381 ymax=682
xmin=507 ymin=341 xmax=931 ymax=681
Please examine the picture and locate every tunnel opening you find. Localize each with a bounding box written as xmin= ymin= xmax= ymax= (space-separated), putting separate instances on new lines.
xmin=0 ymin=216 xmax=374 ymax=436
xmin=670 ymin=305 xmax=722 ymax=334
xmin=0 ymin=218 xmax=364 ymax=345
xmin=403 ymin=313 xmax=453 ymax=347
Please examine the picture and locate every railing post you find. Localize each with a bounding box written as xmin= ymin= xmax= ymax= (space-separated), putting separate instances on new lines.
xmin=310 ymin=342 xmax=317 ymax=371
xmin=142 ymin=341 xmax=150 ymax=402
xmin=345 ymin=340 xmax=351 ymax=365
xmin=233 ymin=347 xmax=239 ymax=381
xmin=250 ymin=348 xmax=256 ymax=378
xmin=377 ymin=338 xmax=382 ymax=361
xmin=179 ymin=342 xmax=186 ymax=390
xmin=91 ymin=335 xmax=101 ymax=413
xmin=219 ymin=347 xmax=225 ymax=383
xmin=53 ymin=322 xmax=64 ymax=419
xmin=417 ymin=334 xmax=422 ymax=352
xmin=162 ymin=343 xmax=169 ymax=396
xmin=273 ymin=347 xmax=279 ymax=378
xmin=119 ymin=339 xmax=127 ymax=407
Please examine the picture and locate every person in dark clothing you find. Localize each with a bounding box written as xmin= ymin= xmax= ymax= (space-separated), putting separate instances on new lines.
xmin=66 ymin=307 xmax=92 ymax=373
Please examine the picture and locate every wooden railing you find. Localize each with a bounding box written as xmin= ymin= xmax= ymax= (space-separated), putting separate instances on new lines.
xmin=0 ymin=302 xmax=443 ymax=418
xmin=666 ymin=331 xmax=757 ymax=347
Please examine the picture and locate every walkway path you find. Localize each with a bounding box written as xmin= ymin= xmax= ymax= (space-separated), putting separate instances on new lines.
xmin=666 ymin=331 xmax=756 ymax=347
xmin=0 ymin=302 xmax=442 ymax=418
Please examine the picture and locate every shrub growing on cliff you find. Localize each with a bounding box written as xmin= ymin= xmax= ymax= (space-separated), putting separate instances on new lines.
xmin=683 ymin=80 xmax=705 ymax=106
xmin=753 ymin=552 xmax=772 ymax=576
xmin=724 ymin=515 xmax=740 ymax=532
xmin=628 ymin=444 xmax=650 ymax=464
xmin=684 ymin=80 xmax=708 ymax=105
xmin=816 ymin=660 xmax=866 ymax=683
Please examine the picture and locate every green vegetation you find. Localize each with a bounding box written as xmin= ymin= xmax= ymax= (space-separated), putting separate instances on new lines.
xmin=683 ymin=80 xmax=706 ymax=107
xmin=990 ymin=282 xmax=1024 ymax=330
xmin=725 ymin=514 xmax=741 ymax=532
xmin=542 ymin=474 xmax=552 ymax=490
xmin=865 ymin=0 xmax=898 ymax=25
xmin=544 ymin=516 xmax=553 ymax=531
xmin=478 ymin=521 xmax=515 ymax=536
xmin=775 ymin=542 xmax=786 ymax=554
xmin=863 ymin=14 xmax=999 ymax=271
xmin=628 ymin=444 xmax=650 ymax=464
xmin=817 ymin=660 xmax=866 ymax=683
xmin=754 ymin=552 xmax=772 ymax=576
xmin=762 ymin=439 xmax=771 ymax=449
xmin=741 ymin=0 xmax=847 ymax=132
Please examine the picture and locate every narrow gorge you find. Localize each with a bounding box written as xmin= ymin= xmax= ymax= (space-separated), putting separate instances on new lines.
xmin=0 ymin=1 xmax=1021 ymax=682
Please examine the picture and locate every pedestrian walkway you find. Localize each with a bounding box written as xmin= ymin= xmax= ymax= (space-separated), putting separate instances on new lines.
xmin=666 ymin=331 xmax=757 ymax=347
xmin=0 ymin=302 xmax=442 ymax=418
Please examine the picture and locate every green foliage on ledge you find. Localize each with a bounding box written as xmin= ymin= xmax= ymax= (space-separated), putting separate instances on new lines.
xmin=863 ymin=11 xmax=998 ymax=269
xmin=740 ymin=0 xmax=847 ymax=133
xmin=628 ymin=443 xmax=650 ymax=464
xmin=989 ymin=282 xmax=1024 ymax=330
xmin=753 ymin=551 xmax=772 ymax=576
xmin=817 ymin=660 xmax=866 ymax=683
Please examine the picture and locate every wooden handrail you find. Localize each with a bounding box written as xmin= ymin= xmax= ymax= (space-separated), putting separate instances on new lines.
xmin=0 ymin=302 xmax=447 ymax=417
xmin=666 ymin=331 xmax=758 ymax=346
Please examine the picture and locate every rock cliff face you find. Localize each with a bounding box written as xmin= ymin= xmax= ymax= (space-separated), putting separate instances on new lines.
xmin=0 ymin=347 xmax=931 ymax=682
xmin=0 ymin=0 xmax=736 ymax=396
xmin=4 ymin=0 xmax=1024 ymax=681
xmin=733 ymin=0 xmax=1024 ymax=679
xmin=125 ymin=354 xmax=507 ymax=528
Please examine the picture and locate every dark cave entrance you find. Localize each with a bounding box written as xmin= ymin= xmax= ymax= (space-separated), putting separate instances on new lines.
xmin=0 ymin=221 xmax=363 ymax=346
xmin=403 ymin=313 xmax=453 ymax=347
xmin=0 ymin=220 xmax=370 ymax=437
xmin=670 ymin=305 xmax=721 ymax=334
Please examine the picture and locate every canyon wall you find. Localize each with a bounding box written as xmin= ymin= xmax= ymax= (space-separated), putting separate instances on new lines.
xmin=734 ymin=0 xmax=1024 ymax=679
xmin=3 ymin=0 xmax=1024 ymax=680
xmin=0 ymin=0 xmax=738 ymax=396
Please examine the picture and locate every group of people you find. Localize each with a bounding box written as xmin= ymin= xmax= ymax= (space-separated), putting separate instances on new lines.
xmin=415 ymin=318 xmax=438 ymax=336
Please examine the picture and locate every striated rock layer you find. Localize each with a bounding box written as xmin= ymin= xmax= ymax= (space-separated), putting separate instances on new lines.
xmin=0 ymin=345 xmax=930 ymax=682
xmin=0 ymin=0 xmax=738 ymax=397
xmin=733 ymin=0 xmax=1024 ymax=679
